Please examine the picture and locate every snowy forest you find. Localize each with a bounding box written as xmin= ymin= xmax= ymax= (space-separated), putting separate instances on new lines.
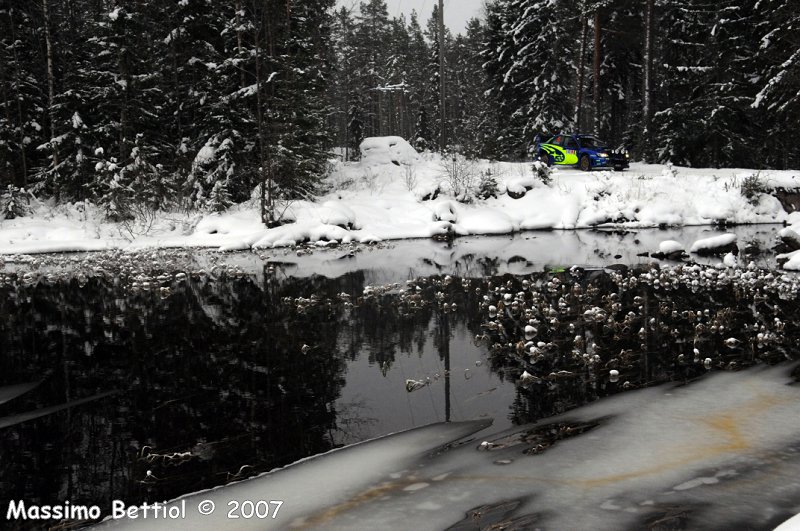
xmin=1 ymin=0 xmax=799 ymax=221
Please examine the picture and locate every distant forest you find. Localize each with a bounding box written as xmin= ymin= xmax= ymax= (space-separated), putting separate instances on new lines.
xmin=1 ymin=0 xmax=798 ymax=220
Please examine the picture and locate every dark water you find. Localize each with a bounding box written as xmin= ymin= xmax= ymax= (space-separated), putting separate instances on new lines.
xmin=0 ymin=267 xmax=519 ymax=528
xmin=1 ymin=238 xmax=800 ymax=529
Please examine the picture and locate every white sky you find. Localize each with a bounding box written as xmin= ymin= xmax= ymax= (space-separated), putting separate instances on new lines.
xmin=335 ymin=0 xmax=486 ymax=35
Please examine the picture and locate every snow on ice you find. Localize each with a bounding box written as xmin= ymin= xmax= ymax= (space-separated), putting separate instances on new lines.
xmin=94 ymin=364 xmax=800 ymax=530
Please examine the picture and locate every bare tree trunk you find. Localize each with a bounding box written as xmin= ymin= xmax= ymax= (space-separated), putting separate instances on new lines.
xmin=438 ymin=0 xmax=446 ymax=151
xmin=575 ymin=16 xmax=588 ymax=129
xmin=42 ymin=0 xmax=59 ymax=192
xmin=7 ymin=10 xmax=27 ymax=186
xmin=0 ymin=48 xmax=10 ymax=134
xmin=0 ymin=55 xmax=11 ymax=185
xmin=235 ymin=0 xmax=246 ymax=88
xmin=173 ymin=26 xmax=182 ymax=141
xmin=115 ymin=11 xmax=131 ymax=162
xmin=256 ymin=2 xmax=270 ymax=225
xmin=642 ymin=0 xmax=655 ymax=159
xmin=593 ymin=9 xmax=601 ymax=135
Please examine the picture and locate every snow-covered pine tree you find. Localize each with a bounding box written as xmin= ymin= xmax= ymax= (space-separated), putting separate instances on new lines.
xmin=592 ymin=1 xmax=642 ymax=147
xmin=405 ymin=11 xmax=430 ymax=144
xmin=385 ymin=16 xmax=412 ymax=138
xmin=255 ymin=0 xmax=335 ymax=224
xmin=348 ymin=98 xmax=365 ymax=161
xmin=424 ymin=4 xmax=450 ymax=150
xmin=184 ymin=133 xmax=237 ymax=211
xmin=1 ymin=184 xmax=31 ymax=220
xmin=653 ymin=0 xmax=757 ymax=167
xmin=329 ymin=7 xmax=357 ymax=158
xmin=483 ymin=0 xmax=575 ymax=159
xmin=0 ymin=5 xmax=45 ymax=190
xmin=450 ymin=18 xmax=493 ymax=158
xmin=752 ymin=0 xmax=800 ymax=169
xmin=413 ymin=107 xmax=432 ymax=152
xmin=351 ymin=0 xmax=392 ymax=137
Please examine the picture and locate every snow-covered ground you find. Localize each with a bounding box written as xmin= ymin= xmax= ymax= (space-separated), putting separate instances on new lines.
xmin=2 ymin=137 xmax=799 ymax=259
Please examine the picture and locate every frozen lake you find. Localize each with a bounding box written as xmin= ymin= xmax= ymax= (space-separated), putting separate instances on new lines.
xmin=1 ymin=225 xmax=800 ymax=529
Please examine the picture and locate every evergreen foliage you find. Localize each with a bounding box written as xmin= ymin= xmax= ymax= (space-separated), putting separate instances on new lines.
xmin=1 ymin=0 xmax=799 ymax=215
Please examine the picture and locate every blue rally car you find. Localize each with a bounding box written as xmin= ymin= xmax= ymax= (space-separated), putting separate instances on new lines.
xmin=534 ymin=133 xmax=629 ymax=171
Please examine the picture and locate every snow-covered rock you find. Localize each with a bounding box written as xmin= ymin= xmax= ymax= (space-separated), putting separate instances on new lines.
xmin=722 ymin=252 xmax=738 ymax=268
xmin=359 ymin=136 xmax=419 ymax=166
xmin=689 ymin=233 xmax=738 ymax=255
xmin=651 ymin=239 xmax=686 ymax=260
xmin=659 ymin=240 xmax=684 ymax=254
xmin=779 ymin=227 xmax=800 ymax=251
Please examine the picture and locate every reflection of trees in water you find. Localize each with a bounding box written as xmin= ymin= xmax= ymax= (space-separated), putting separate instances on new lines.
xmin=474 ymin=267 xmax=800 ymax=425
xmin=3 ymin=263 xmax=795 ymax=523
xmin=0 ymin=272 xmax=357 ymax=518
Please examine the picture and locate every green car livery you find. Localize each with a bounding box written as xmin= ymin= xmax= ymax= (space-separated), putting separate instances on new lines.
xmin=534 ymin=134 xmax=629 ymax=171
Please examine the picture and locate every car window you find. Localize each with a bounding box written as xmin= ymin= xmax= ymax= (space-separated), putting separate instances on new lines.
xmin=580 ymin=136 xmax=605 ymax=149
xmin=564 ymin=137 xmax=578 ymax=149
xmin=554 ymin=136 xmax=562 ymax=145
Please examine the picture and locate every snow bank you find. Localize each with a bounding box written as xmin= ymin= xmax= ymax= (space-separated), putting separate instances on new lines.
xmin=1 ymin=149 xmax=798 ymax=260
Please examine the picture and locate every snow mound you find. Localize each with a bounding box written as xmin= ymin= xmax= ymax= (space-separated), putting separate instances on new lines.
xmin=456 ymin=209 xmax=516 ymax=235
xmin=432 ymin=201 xmax=457 ymax=223
xmin=360 ymin=136 xmax=419 ymax=166
xmin=319 ymin=200 xmax=358 ymax=229
xmin=505 ymin=175 xmax=536 ymax=196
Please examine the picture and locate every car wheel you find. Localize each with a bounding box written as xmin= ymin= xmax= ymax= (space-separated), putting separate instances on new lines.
xmin=539 ymin=152 xmax=552 ymax=167
xmin=580 ymin=154 xmax=591 ymax=172
xmin=614 ymin=166 xmax=624 ymax=172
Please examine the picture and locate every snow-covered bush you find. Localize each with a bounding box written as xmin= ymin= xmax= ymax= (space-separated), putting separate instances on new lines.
xmin=440 ymin=152 xmax=477 ymax=202
xmin=126 ymin=139 xmax=170 ymax=211
xmin=532 ymin=160 xmax=552 ymax=186
xmin=739 ymin=172 xmax=769 ymax=205
xmin=476 ymin=169 xmax=499 ymax=199
xmin=402 ymin=165 xmax=417 ymax=192
xmin=92 ymin=134 xmax=179 ymax=223
xmin=661 ymin=162 xmax=678 ymax=179
xmin=94 ymin=159 xmax=135 ymax=221
xmin=207 ymin=179 xmax=233 ymax=212
xmin=1 ymin=185 xmax=31 ymax=220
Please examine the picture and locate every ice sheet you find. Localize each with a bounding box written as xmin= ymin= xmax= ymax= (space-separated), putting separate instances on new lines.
xmin=95 ymin=365 xmax=800 ymax=530
xmin=95 ymin=419 xmax=491 ymax=530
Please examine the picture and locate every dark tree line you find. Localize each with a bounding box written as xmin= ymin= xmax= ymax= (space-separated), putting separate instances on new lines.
xmin=1 ymin=0 xmax=333 ymax=222
xmin=332 ymin=0 xmax=800 ymax=167
xmin=1 ymin=0 xmax=799 ymax=219
xmin=481 ymin=0 xmax=800 ymax=167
